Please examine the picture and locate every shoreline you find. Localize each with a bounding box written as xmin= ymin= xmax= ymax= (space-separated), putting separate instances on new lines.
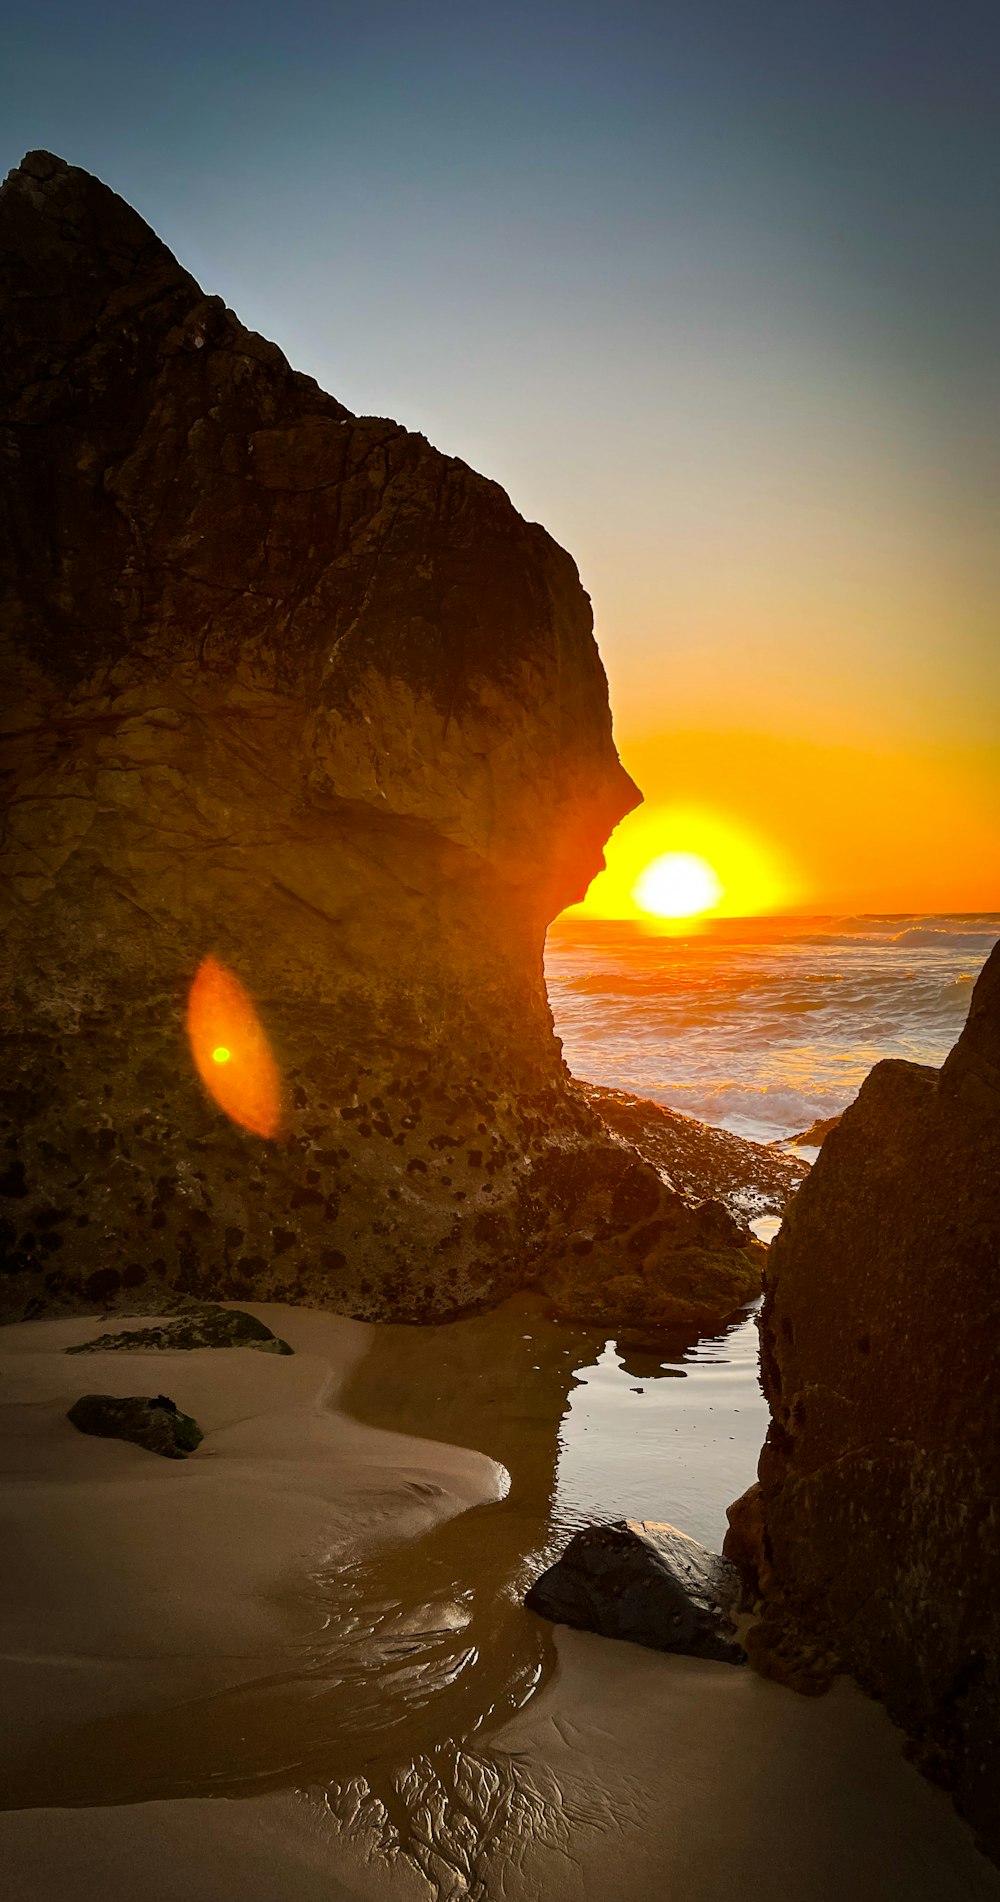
xmin=1 ymin=1302 xmax=997 ymax=1899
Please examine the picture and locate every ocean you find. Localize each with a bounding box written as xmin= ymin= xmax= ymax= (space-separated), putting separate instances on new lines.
xmin=545 ymin=913 xmax=999 ymax=1145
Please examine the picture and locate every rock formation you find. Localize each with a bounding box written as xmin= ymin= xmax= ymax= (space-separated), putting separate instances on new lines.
xmin=65 ymin=1304 xmax=293 ymax=1354
xmin=785 ymin=1112 xmax=842 ymax=1149
xmin=66 ymin=1392 xmax=203 ymax=1458
xmin=578 ymin=1080 xmax=807 ymax=1220
xmin=0 ymin=151 xmax=759 ymax=1328
xmin=742 ymin=941 xmax=1000 ymax=1856
xmin=526 ymin=1519 xmax=745 ymax=1663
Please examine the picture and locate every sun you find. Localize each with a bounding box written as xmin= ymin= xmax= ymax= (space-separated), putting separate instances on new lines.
xmin=632 ymin=850 xmax=724 ymax=920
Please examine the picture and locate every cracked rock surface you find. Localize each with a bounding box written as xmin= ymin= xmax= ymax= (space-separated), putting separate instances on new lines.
xmin=0 ymin=150 xmax=760 ymax=1329
xmin=748 ymin=940 xmax=1000 ymax=1862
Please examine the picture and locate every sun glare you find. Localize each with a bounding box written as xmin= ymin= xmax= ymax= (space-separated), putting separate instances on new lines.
xmin=187 ymin=957 xmax=282 ymax=1139
xmin=564 ymin=802 xmax=798 ymax=923
xmin=633 ymin=851 xmax=723 ymax=919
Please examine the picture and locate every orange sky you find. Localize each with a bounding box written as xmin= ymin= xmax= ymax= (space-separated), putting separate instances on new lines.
xmin=19 ymin=9 xmax=998 ymax=920
xmin=568 ymin=730 xmax=1000 ymax=921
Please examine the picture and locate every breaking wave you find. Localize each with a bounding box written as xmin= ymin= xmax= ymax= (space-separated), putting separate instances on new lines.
xmin=545 ymin=914 xmax=998 ymax=1143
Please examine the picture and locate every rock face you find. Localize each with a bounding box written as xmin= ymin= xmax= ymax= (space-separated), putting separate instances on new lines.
xmin=526 ymin=1519 xmax=745 ymax=1662
xmin=0 ymin=151 xmax=759 ymax=1328
xmin=748 ymin=941 xmax=1000 ymax=1855
xmin=66 ymin=1392 xmax=203 ymax=1458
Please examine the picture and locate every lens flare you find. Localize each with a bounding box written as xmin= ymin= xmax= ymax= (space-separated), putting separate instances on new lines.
xmin=187 ymin=957 xmax=282 ymax=1139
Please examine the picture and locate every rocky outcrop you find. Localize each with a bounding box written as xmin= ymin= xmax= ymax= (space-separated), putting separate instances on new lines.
xmin=65 ymin=1304 xmax=292 ymax=1354
xmin=66 ymin=1392 xmax=203 ymax=1458
xmin=0 ymin=151 xmax=759 ymax=1329
xmin=784 ymin=1113 xmax=842 ymax=1149
xmin=526 ymin=1519 xmax=745 ymax=1662
xmin=746 ymin=941 xmax=1000 ymax=1856
xmin=579 ymin=1081 xmax=808 ymax=1220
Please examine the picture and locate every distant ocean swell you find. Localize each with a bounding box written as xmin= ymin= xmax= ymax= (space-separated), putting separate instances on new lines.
xmin=544 ymin=915 xmax=998 ymax=1145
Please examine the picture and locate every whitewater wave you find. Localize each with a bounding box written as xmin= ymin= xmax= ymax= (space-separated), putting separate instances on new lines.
xmin=545 ymin=917 xmax=994 ymax=1143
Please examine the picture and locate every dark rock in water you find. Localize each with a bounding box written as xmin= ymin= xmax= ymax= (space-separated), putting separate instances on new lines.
xmin=525 ymin=1519 xmax=746 ymax=1663
xmin=66 ymin=1392 xmax=203 ymax=1459
xmin=580 ymin=1081 xmax=808 ymax=1217
xmin=747 ymin=939 xmax=1000 ymax=1862
xmin=784 ymin=1113 xmax=842 ymax=1149
xmin=0 ymin=150 xmax=758 ymax=1335
xmin=66 ymin=1304 xmax=292 ymax=1355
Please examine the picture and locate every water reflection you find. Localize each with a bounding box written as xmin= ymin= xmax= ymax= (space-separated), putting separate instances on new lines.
xmin=555 ymin=1300 xmax=767 ymax=1551
xmin=2 ymin=1295 xmax=766 ymax=1816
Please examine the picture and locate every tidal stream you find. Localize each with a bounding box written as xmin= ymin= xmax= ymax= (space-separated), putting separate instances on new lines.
xmin=4 ymin=1293 xmax=765 ymax=1832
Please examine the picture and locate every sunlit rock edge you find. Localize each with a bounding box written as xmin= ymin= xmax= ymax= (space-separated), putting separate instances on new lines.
xmin=1 ymin=149 xmax=759 ymax=1331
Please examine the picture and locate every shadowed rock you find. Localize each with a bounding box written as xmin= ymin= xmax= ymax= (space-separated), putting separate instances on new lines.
xmin=66 ymin=1304 xmax=292 ymax=1354
xmin=67 ymin=1392 xmax=203 ymax=1458
xmin=526 ymin=1519 xmax=745 ymax=1662
xmin=745 ymin=940 xmax=1000 ymax=1857
xmin=0 ymin=150 xmax=759 ymax=1330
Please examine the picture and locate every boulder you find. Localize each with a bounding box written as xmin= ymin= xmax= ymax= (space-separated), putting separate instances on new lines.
xmin=66 ymin=1303 xmax=292 ymax=1354
xmin=0 ymin=151 xmax=759 ymax=1331
xmin=525 ymin=1518 xmax=745 ymax=1662
xmin=66 ymin=1392 xmax=203 ymax=1458
xmin=747 ymin=941 xmax=1000 ymax=1857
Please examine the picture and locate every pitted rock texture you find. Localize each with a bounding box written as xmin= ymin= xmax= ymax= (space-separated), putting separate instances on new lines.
xmin=0 ymin=150 xmax=759 ymax=1329
xmin=749 ymin=940 xmax=1000 ymax=1858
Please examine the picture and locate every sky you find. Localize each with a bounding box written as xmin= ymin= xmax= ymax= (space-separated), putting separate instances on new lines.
xmin=3 ymin=0 xmax=998 ymax=914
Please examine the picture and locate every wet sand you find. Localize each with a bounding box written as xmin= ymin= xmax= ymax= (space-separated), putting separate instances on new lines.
xmin=0 ymin=1303 xmax=505 ymax=1771
xmin=2 ymin=1300 xmax=998 ymax=1900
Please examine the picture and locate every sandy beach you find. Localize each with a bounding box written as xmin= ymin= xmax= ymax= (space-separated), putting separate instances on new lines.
xmin=1 ymin=1303 xmax=997 ymax=1901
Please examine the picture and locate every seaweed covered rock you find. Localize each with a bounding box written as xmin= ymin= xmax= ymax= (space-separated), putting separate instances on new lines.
xmin=526 ymin=1519 xmax=745 ymax=1663
xmin=66 ymin=1304 xmax=292 ymax=1354
xmin=748 ymin=941 xmax=1000 ymax=1857
xmin=67 ymin=1392 xmax=203 ymax=1459
xmin=0 ymin=151 xmax=758 ymax=1331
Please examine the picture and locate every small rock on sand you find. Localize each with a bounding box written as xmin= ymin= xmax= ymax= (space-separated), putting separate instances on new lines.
xmin=66 ymin=1393 xmax=204 ymax=1459
xmin=526 ymin=1518 xmax=746 ymax=1663
xmin=66 ymin=1305 xmax=293 ymax=1356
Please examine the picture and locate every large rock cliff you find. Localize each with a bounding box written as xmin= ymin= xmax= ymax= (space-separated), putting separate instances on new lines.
xmin=0 ymin=152 xmax=759 ymax=1327
xmin=743 ymin=940 xmax=1000 ymax=1857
